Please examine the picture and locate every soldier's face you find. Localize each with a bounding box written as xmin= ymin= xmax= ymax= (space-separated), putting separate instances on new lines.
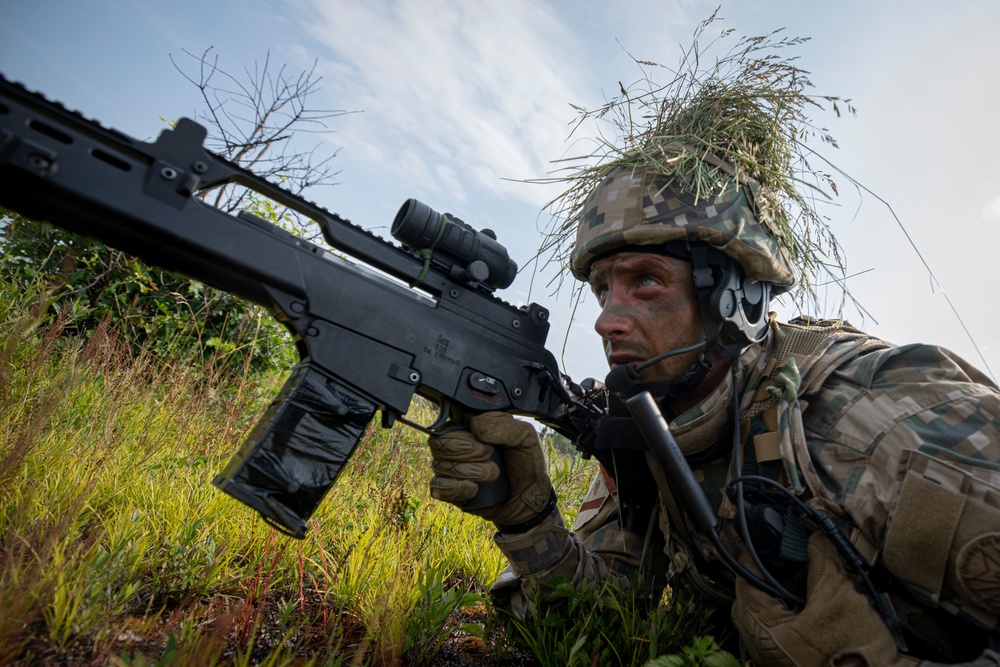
xmin=588 ymin=251 xmax=703 ymax=384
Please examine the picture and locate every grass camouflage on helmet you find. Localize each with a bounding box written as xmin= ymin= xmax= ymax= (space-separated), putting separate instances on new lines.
xmin=538 ymin=10 xmax=855 ymax=312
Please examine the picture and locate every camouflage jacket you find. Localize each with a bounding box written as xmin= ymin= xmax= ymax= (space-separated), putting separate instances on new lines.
xmin=490 ymin=318 xmax=1000 ymax=659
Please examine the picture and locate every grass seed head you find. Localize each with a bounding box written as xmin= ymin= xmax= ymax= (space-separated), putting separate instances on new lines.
xmin=540 ymin=10 xmax=856 ymax=313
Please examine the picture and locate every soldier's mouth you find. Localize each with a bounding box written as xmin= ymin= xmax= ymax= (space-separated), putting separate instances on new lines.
xmin=607 ymin=354 xmax=645 ymax=368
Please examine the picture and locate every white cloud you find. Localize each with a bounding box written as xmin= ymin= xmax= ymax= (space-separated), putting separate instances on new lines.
xmin=273 ymin=0 xmax=1000 ymax=379
xmin=289 ymin=0 xmax=593 ymax=205
xmin=982 ymin=194 xmax=1000 ymax=222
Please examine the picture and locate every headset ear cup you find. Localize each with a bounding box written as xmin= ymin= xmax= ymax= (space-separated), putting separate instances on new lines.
xmin=710 ymin=276 xmax=739 ymax=320
xmin=704 ymin=255 xmax=770 ymax=348
xmin=690 ymin=244 xmax=771 ymax=353
xmin=742 ymin=279 xmax=770 ymax=336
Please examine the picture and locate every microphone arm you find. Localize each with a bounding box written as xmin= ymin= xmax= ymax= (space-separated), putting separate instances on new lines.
xmin=604 ymin=339 xmax=707 ymax=394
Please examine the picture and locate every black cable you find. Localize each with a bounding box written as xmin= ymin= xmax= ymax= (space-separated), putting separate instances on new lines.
xmin=729 ymin=474 xmax=909 ymax=652
xmin=624 ymin=390 xmax=798 ymax=604
xmin=728 ymin=363 xmax=807 ymax=609
xmin=703 ymin=528 xmax=802 ymax=603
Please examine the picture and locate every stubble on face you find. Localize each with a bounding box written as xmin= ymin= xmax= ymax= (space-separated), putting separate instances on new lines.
xmin=589 ymin=252 xmax=705 ymax=384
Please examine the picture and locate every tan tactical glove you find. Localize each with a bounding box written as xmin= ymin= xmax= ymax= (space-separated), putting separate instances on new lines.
xmin=732 ymin=532 xmax=919 ymax=667
xmin=428 ymin=412 xmax=553 ymax=530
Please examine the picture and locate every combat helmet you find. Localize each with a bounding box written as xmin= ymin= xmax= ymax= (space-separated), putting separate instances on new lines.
xmin=570 ymin=166 xmax=796 ymax=293
xmin=569 ymin=164 xmax=797 ymax=372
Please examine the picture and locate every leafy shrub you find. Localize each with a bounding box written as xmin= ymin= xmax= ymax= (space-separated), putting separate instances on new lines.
xmin=0 ymin=208 xmax=297 ymax=375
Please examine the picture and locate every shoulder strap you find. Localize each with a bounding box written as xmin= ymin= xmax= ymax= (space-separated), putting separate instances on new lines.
xmin=743 ymin=317 xmax=890 ymax=434
xmin=738 ymin=317 xmax=892 ymax=513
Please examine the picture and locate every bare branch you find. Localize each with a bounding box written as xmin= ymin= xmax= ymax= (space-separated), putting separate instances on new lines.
xmin=170 ymin=48 xmax=359 ymax=236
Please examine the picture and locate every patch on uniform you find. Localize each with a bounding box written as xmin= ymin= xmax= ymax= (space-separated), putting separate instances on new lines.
xmin=956 ymin=532 xmax=1000 ymax=614
xmin=571 ymin=468 xmax=616 ymax=533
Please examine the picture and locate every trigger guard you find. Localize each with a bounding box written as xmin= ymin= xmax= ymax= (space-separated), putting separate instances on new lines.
xmin=393 ymin=398 xmax=455 ymax=435
xmin=426 ymin=399 xmax=453 ymax=433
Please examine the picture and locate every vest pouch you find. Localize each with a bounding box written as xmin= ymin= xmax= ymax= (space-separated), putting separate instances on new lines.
xmin=883 ymin=448 xmax=1000 ymax=626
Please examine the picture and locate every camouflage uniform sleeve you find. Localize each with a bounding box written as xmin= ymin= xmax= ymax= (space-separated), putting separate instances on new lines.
xmin=489 ymin=465 xmax=649 ymax=618
xmin=801 ymin=342 xmax=1000 ymax=634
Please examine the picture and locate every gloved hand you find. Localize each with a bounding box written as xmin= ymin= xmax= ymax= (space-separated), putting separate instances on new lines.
xmin=731 ymin=531 xmax=918 ymax=667
xmin=428 ymin=412 xmax=553 ymax=530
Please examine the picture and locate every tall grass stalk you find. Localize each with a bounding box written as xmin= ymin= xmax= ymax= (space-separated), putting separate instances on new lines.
xmin=1 ymin=278 xmax=733 ymax=665
xmin=0 ymin=279 xmax=603 ymax=664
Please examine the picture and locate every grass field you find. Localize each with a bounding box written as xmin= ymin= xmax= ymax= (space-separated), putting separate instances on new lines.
xmin=0 ymin=284 xmax=736 ymax=666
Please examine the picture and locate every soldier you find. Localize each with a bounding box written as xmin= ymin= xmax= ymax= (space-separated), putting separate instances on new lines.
xmin=425 ymin=23 xmax=1000 ymax=665
xmin=427 ymin=166 xmax=1000 ymax=665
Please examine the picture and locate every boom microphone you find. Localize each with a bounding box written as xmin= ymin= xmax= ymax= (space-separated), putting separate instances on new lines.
xmin=604 ymin=340 xmax=707 ymax=393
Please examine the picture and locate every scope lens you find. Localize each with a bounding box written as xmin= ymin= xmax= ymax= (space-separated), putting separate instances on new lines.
xmin=391 ymin=199 xmax=440 ymax=249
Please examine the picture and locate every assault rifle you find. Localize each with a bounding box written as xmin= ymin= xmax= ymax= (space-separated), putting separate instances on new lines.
xmin=0 ymin=75 xmax=601 ymax=538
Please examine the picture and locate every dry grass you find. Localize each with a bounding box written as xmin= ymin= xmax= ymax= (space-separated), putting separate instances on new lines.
xmin=0 ymin=284 xmax=604 ymax=665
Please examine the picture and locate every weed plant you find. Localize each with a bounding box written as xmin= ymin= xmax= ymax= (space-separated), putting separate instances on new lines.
xmin=0 ymin=279 xmax=736 ymax=665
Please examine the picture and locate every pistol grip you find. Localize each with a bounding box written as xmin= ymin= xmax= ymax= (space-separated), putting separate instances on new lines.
xmin=213 ymin=363 xmax=376 ymax=538
xmin=463 ymin=447 xmax=511 ymax=511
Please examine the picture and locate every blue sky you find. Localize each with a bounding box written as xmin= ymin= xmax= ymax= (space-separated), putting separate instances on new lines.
xmin=3 ymin=0 xmax=999 ymax=385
